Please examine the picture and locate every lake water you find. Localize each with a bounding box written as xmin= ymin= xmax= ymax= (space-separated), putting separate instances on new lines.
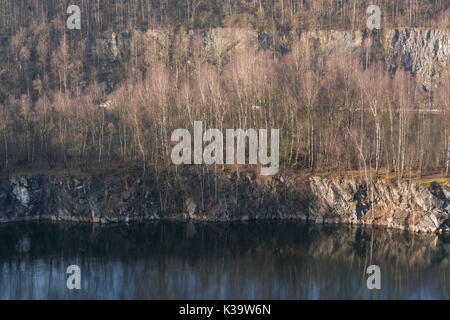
xmin=0 ymin=221 xmax=448 ymax=299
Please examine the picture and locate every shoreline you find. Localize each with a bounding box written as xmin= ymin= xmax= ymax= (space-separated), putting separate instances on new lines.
xmin=0 ymin=215 xmax=445 ymax=234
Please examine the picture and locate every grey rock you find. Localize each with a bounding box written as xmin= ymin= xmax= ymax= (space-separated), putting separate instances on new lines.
xmin=309 ymin=176 xmax=449 ymax=233
xmin=0 ymin=173 xmax=448 ymax=233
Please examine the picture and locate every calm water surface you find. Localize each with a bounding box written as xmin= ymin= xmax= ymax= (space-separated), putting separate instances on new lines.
xmin=0 ymin=221 xmax=448 ymax=299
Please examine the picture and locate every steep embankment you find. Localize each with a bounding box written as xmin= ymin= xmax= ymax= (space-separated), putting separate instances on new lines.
xmin=0 ymin=173 xmax=448 ymax=233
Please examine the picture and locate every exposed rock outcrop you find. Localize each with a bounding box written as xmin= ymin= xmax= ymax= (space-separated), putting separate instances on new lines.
xmin=309 ymin=176 xmax=449 ymax=233
xmin=0 ymin=173 xmax=448 ymax=233
xmin=298 ymin=29 xmax=449 ymax=87
xmin=84 ymin=28 xmax=449 ymax=89
xmin=0 ymin=173 xmax=308 ymax=224
xmin=385 ymin=29 xmax=449 ymax=87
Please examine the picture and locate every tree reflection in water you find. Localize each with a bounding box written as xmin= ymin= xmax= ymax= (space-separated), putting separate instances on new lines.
xmin=0 ymin=221 xmax=448 ymax=299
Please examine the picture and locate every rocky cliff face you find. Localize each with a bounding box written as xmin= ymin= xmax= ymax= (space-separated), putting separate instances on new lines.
xmin=297 ymin=29 xmax=449 ymax=87
xmin=385 ymin=29 xmax=449 ymax=87
xmin=309 ymin=176 xmax=450 ymax=233
xmin=85 ymin=28 xmax=449 ymax=88
xmin=0 ymin=173 xmax=448 ymax=233
xmin=0 ymin=173 xmax=308 ymax=224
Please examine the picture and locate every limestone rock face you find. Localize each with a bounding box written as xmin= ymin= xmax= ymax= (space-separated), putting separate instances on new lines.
xmin=82 ymin=28 xmax=448 ymax=90
xmin=309 ymin=176 xmax=449 ymax=233
xmin=297 ymin=29 xmax=448 ymax=88
xmin=385 ymin=29 xmax=449 ymax=88
xmin=0 ymin=173 xmax=448 ymax=233
xmin=0 ymin=173 xmax=308 ymax=224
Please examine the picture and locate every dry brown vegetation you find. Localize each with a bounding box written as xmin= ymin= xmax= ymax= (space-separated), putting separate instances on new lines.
xmin=0 ymin=38 xmax=448 ymax=179
xmin=0 ymin=0 xmax=448 ymax=34
xmin=0 ymin=1 xmax=448 ymax=180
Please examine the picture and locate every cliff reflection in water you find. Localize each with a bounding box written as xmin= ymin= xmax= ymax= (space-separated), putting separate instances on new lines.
xmin=0 ymin=221 xmax=448 ymax=299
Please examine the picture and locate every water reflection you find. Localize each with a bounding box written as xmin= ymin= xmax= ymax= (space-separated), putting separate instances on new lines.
xmin=0 ymin=221 xmax=448 ymax=299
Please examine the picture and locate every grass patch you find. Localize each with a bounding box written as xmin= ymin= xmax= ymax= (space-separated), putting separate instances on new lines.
xmin=420 ymin=178 xmax=450 ymax=187
xmin=315 ymin=172 xmax=449 ymax=187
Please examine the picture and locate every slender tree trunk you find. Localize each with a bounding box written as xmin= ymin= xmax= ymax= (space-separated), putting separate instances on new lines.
xmin=446 ymin=132 xmax=450 ymax=177
xmin=3 ymin=129 xmax=8 ymax=174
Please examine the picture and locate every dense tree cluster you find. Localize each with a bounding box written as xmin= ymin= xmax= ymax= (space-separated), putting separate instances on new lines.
xmin=1 ymin=1 xmax=448 ymax=101
xmin=0 ymin=1 xmax=448 ymax=178
xmin=0 ymin=0 xmax=448 ymax=35
xmin=0 ymin=39 xmax=448 ymax=178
